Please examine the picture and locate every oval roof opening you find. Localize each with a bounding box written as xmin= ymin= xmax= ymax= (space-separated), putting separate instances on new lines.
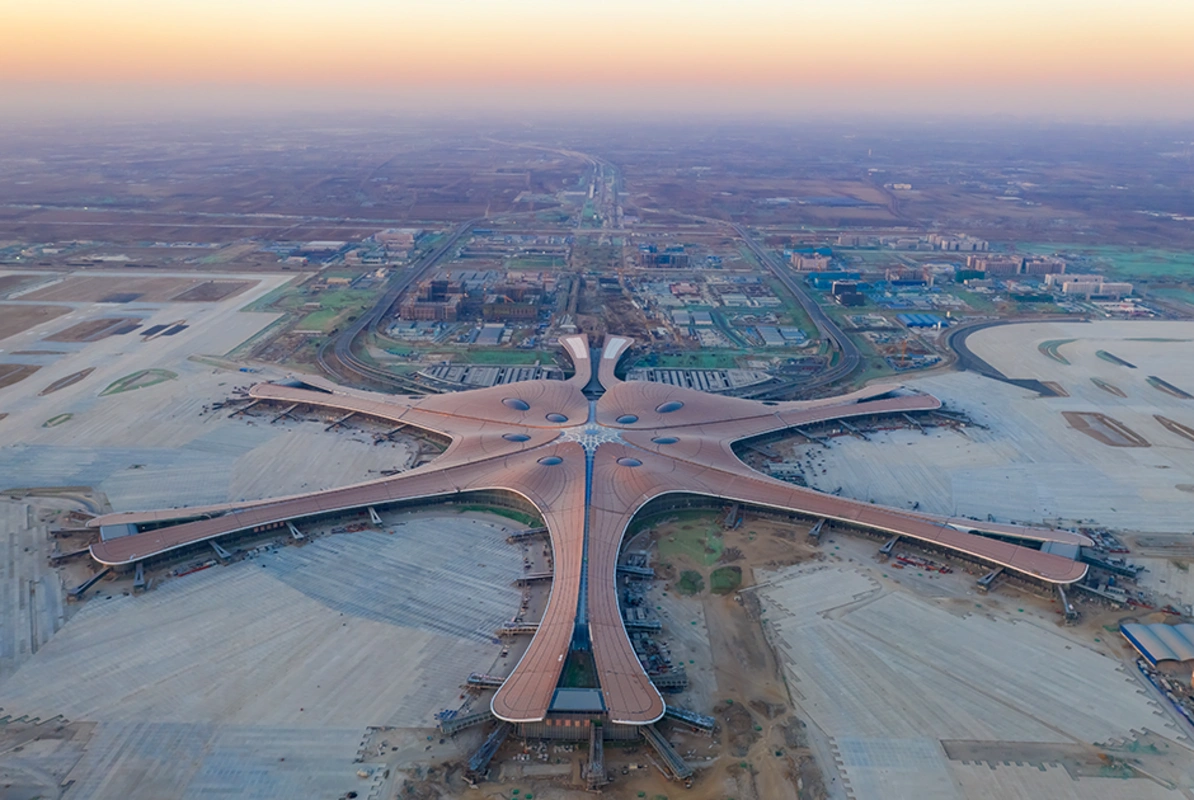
xmin=655 ymin=400 xmax=684 ymax=414
xmin=616 ymin=457 xmax=642 ymax=467
xmin=545 ymin=412 xmax=569 ymax=423
xmin=651 ymin=436 xmax=678 ymax=445
xmin=538 ymin=455 xmax=563 ymax=466
xmin=502 ymin=398 xmax=531 ymax=411
xmin=503 ymin=433 xmax=531 ymax=442
xmin=616 ymin=414 xmax=639 ymax=424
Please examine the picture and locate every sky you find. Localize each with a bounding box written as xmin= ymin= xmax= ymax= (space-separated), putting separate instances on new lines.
xmin=3 ymin=0 xmax=1194 ymax=119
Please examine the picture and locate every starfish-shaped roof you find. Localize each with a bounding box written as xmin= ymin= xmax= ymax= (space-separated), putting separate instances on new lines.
xmin=88 ymin=335 xmax=1089 ymax=725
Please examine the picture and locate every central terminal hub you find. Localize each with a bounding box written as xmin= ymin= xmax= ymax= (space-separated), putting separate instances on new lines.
xmin=559 ymin=423 xmax=623 ymax=454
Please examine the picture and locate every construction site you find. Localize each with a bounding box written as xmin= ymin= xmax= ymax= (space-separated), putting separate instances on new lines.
xmin=3 ymin=266 xmax=1194 ymax=798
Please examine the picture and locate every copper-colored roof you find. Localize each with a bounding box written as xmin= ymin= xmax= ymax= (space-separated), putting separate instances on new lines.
xmin=89 ymin=333 xmax=1089 ymax=725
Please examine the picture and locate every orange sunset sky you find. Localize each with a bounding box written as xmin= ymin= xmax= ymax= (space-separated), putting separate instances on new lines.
xmin=3 ymin=0 xmax=1193 ymax=117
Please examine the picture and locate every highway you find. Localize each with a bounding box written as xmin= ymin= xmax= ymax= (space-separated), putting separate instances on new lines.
xmin=733 ymin=224 xmax=863 ymax=390
xmin=316 ymin=218 xmax=480 ymax=390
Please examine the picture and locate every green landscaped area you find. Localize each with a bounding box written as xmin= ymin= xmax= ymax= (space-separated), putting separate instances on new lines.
xmin=656 ymin=512 xmax=725 ymax=566
xmin=559 ymin=651 xmax=599 ymax=688
xmin=949 ymin=287 xmax=997 ymax=312
xmin=847 ymin=355 xmax=900 ymax=387
xmin=710 ymin=566 xmax=743 ymax=594
xmin=1017 ymin=244 xmax=1194 ymax=280
xmin=293 ymin=289 xmax=375 ymax=333
xmin=456 ymin=348 xmax=551 ymax=366
xmin=454 ymin=505 xmax=544 ymax=528
xmin=1150 ymin=288 xmax=1194 ymax=309
xmin=650 ymin=349 xmax=746 ymax=370
xmin=580 ymin=200 xmax=598 ymax=225
xmin=241 ymin=275 xmax=305 ymax=312
xmin=99 ymin=369 xmax=178 ymax=396
xmin=676 ymin=570 xmax=705 ymax=596
xmin=245 ymin=271 xmax=379 ymax=335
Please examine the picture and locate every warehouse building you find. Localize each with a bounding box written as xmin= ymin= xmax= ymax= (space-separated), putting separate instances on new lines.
xmin=1121 ymin=622 xmax=1194 ymax=678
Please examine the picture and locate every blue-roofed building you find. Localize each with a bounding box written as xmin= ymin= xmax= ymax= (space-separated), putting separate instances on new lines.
xmin=897 ymin=313 xmax=948 ymax=328
xmin=1121 ymin=622 xmax=1194 ymax=674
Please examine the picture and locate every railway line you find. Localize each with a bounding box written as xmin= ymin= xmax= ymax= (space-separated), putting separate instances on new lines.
xmin=316 ymin=219 xmax=480 ymax=391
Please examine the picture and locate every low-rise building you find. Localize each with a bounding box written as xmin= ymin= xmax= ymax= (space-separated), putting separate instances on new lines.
xmin=791 ymin=254 xmax=833 ymax=271
xmin=929 ymin=234 xmax=988 ymax=252
xmin=968 ymin=255 xmax=1023 ymax=277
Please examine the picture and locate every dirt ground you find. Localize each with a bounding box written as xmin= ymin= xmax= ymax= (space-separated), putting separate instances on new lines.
xmin=1062 ymin=410 xmax=1150 ymax=447
xmin=39 ymin=368 xmax=95 ymax=396
xmin=20 ymin=276 xmax=254 ymax=303
xmin=0 ymin=364 xmax=41 ymax=390
xmin=649 ymin=512 xmax=829 ymax=800
xmin=394 ymin=512 xmax=829 ymax=800
xmin=45 ymin=316 xmax=142 ymax=342
xmin=171 ymin=280 xmax=256 ymax=302
xmin=0 ymin=304 xmax=70 ymax=340
xmin=0 ymin=274 xmax=41 ymax=295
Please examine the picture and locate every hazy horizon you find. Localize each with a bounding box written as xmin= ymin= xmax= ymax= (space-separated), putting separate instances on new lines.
xmin=4 ymin=0 xmax=1194 ymax=122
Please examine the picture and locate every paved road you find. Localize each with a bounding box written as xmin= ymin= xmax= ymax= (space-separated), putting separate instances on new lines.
xmin=317 ymin=219 xmax=480 ymax=389
xmin=733 ymin=224 xmax=862 ymax=389
xmin=944 ymin=316 xmax=1074 ymax=397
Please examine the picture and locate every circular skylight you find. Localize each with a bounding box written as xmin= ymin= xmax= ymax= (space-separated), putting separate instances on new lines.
xmin=545 ymin=412 xmax=569 ymax=423
xmin=616 ymin=457 xmax=642 ymax=467
xmin=616 ymin=414 xmax=639 ymax=424
xmin=651 ymin=436 xmax=678 ymax=445
xmin=538 ymin=455 xmax=563 ymax=466
xmin=655 ymin=400 xmax=684 ymax=414
xmin=503 ymin=433 xmax=531 ymax=442
xmin=502 ymin=398 xmax=531 ymax=411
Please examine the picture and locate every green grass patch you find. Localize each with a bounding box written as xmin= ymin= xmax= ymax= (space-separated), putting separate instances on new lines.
xmin=710 ymin=566 xmax=743 ymax=594
xmin=43 ymin=413 xmax=73 ymax=428
xmin=559 ymin=650 xmax=599 ymax=688
xmin=657 ymin=517 xmax=724 ymax=566
xmin=1148 ymin=288 xmax=1194 ymax=308
xmin=293 ymin=288 xmax=375 ymax=333
xmin=626 ymin=507 xmax=721 ymax=539
xmin=454 ymin=505 xmax=543 ymax=527
xmin=1016 ymin=243 xmax=1194 ymax=280
xmin=241 ymin=275 xmax=306 ymax=312
xmin=949 ymin=287 xmax=997 ymax=312
xmin=458 ymin=349 xmax=548 ymax=366
xmin=652 ymin=349 xmax=746 ymax=370
xmin=99 ymin=369 xmax=177 ymax=396
xmin=676 ymin=570 xmax=705 ymax=595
